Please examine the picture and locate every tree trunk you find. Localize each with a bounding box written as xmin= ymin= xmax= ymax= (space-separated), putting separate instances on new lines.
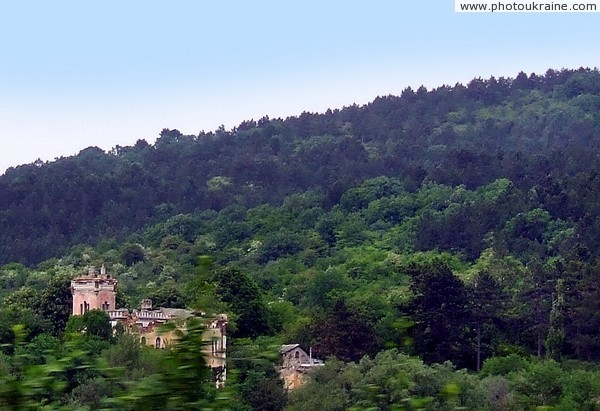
xmin=476 ymin=322 xmax=482 ymax=372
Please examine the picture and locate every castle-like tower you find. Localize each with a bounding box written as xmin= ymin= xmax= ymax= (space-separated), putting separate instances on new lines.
xmin=71 ymin=264 xmax=117 ymax=316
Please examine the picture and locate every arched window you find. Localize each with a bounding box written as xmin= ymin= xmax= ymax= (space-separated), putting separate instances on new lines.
xmin=294 ymin=351 xmax=300 ymax=359
xmin=141 ymin=336 xmax=146 ymax=345
xmin=155 ymin=337 xmax=161 ymax=349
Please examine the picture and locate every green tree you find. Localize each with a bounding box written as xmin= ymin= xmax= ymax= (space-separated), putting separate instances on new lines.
xmin=546 ymin=278 xmax=566 ymax=361
xmin=37 ymin=274 xmax=74 ymax=336
xmin=214 ymin=267 xmax=271 ymax=338
xmin=407 ymin=259 xmax=471 ymax=368
xmin=510 ymin=359 xmax=564 ymax=408
xmin=562 ymin=260 xmax=600 ymax=361
xmin=312 ymin=300 xmax=378 ymax=362
xmin=468 ymin=271 xmax=506 ymax=371
xmin=515 ymin=262 xmax=554 ymax=358
xmin=228 ymin=337 xmax=287 ymax=411
xmin=121 ymin=243 xmax=146 ymax=266
xmin=65 ymin=310 xmax=112 ymax=342
xmin=145 ymin=284 xmax=187 ymax=309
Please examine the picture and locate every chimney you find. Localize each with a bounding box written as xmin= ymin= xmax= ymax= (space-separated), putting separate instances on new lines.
xmin=141 ymin=299 xmax=153 ymax=310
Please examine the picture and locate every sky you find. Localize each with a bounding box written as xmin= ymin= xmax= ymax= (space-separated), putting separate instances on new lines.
xmin=0 ymin=0 xmax=598 ymax=174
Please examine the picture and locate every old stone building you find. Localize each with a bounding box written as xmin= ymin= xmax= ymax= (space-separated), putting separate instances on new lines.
xmin=71 ymin=266 xmax=227 ymax=386
xmin=71 ymin=264 xmax=117 ymax=315
xmin=281 ymin=344 xmax=310 ymax=369
xmin=279 ymin=344 xmax=323 ymax=390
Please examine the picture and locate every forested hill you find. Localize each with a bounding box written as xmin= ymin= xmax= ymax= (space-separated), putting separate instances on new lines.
xmin=2 ymin=67 xmax=600 ymax=266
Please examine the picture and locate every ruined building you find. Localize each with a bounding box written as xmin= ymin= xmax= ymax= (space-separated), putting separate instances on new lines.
xmin=71 ymin=265 xmax=117 ymax=315
xmin=279 ymin=344 xmax=323 ymax=390
xmin=71 ymin=266 xmax=227 ymax=386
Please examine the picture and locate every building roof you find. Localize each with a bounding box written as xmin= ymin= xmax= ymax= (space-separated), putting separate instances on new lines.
xmin=280 ymin=344 xmax=301 ymax=354
xmin=160 ymin=308 xmax=194 ymax=319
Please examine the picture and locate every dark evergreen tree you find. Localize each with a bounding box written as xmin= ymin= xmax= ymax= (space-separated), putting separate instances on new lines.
xmin=468 ymin=271 xmax=507 ymax=371
xmin=514 ymin=262 xmax=555 ymax=358
xmin=406 ymin=259 xmax=471 ymax=368
xmin=213 ymin=268 xmax=271 ymax=338
xmin=312 ymin=299 xmax=378 ymax=362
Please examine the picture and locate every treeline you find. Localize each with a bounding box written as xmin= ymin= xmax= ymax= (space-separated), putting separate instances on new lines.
xmin=287 ymin=350 xmax=600 ymax=410
xmin=1 ymin=68 xmax=600 ymax=265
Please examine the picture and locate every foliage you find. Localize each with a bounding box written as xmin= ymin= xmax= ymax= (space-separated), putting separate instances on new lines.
xmin=406 ymin=258 xmax=471 ymax=368
xmin=228 ymin=337 xmax=287 ymax=411
xmin=65 ymin=310 xmax=113 ymax=342
xmin=312 ymin=299 xmax=379 ymax=362
xmin=213 ymin=267 xmax=271 ymax=338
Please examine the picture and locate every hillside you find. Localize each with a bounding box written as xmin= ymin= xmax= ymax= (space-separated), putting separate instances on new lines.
xmin=2 ymin=68 xmax=600 ymax=408
xmin=1 ymin=67 xmax=600 ymax=266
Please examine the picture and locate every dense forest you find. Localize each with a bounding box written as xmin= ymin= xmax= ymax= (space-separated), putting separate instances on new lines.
xmin=2 ymin=68 xmax=600 ymax=409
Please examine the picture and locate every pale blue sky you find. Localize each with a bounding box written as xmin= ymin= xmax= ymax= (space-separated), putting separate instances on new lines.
xmin=1 ymin=0 xmax=598 ymax=173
